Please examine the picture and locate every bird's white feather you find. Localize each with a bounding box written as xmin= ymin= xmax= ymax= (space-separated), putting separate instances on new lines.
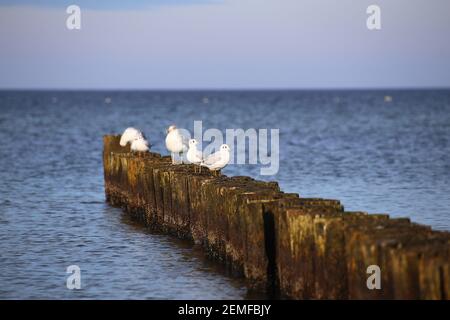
xmin=120 ymin=127 xmax=143 ymax=146
xmin=202 ymin=151 xmax=222 ymax=166
xmin=187 ymin=143 xmax=203 ymax=164
xmin=201 ymin=144 xmax=230 ymax=171
xmin=165 ymin=128 xmax=185 ymax=153
xmin=130 ymin=138 xmax=149 ymax=152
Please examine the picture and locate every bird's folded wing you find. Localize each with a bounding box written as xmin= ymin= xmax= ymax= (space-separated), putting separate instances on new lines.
xmin=202 ymin=152 xmax=221 ymax=165
xmin=181 ymin=134 xmax=189 ymax=152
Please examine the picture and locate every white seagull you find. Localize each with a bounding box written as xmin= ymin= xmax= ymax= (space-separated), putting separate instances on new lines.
xmin=165 ymin=125 xmax=187 ymax=164
xmin=130 ymin=136 xmax=150 ymax=153
xmin=120 ymin=127 xmax=143 ymax=147
xmin=201 ymin=144 xmax=231 ymax=176
xmin=186 ymin=139 xmax=203 ymax=172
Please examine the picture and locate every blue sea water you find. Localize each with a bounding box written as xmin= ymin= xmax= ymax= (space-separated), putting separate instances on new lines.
xmin=0 ymin=90 xmax=449 ymax=299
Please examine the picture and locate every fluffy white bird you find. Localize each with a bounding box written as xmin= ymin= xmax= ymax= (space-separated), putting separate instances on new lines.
xmin=120 ymin=127 xmax=143 ymax=147
xmin=187 ymin=139 xmax=203 ymax=172
xmin=165 ymin=125 xmax=187 ymax=164
xmin=130 ymin=137 xmax=150 ymax=152
xmin=201 ymin=144 xmax=230 ymax=176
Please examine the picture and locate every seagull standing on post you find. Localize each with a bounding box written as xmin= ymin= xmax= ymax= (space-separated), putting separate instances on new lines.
xmin=165 ymin=125 xmax=187 ymax=164
xmin=201 ymin=144 xmax=231 ymax=176
xmin=130 ymin=136 xmax=151 ymax=153
xmin=120 ymin=127 xmax=143 ymax=147
xmin=186 ymin=139 xmax=203 ymax=172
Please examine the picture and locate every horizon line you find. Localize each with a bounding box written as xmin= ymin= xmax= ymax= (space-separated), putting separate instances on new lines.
xmin=1 ymin=86 xmax=450 ymax=92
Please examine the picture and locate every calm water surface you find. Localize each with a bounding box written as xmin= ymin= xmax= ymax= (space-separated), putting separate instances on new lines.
xmin=0 ymin=90 xmax=449 ymax=299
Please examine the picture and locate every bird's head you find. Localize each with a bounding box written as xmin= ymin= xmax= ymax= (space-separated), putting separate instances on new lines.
xmin=189 ymin=139 xmax=198 ymax=147
xmin=166 ymin=125 xmax=177 ymax=134
xmin=220 ymin=144 xmax=230 ymax=152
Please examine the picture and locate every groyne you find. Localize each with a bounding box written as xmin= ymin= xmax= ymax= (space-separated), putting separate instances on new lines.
xmin=103 ymin=135 xmax=449 ymax=299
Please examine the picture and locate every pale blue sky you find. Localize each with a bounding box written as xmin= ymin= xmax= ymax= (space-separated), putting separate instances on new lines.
xmin=0 ymin=0 xmax=449 ymax=89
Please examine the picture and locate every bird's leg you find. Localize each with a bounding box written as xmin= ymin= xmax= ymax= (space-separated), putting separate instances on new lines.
xmin=171 ymin=152 xmax=175 ymax=164
xmin=180 ymin=152 xmax=184 ymax=164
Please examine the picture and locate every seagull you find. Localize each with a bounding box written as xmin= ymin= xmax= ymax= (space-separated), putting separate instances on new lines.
xmin=130 ymin=136 xmax=150 ymax=153
xmin=186 ymin=139 xmax=203 ymax=172
xmin=201 ymin=144 xmax=230 ymax=176
xmin=120 ymin=127 xmax=143 ymax=147
xmin=165 ymin=125 xmax=187 ymax=164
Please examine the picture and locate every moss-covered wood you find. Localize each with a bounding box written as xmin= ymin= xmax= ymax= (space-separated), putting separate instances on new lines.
xmin=103 ymin=135 xmax=450 ymax=300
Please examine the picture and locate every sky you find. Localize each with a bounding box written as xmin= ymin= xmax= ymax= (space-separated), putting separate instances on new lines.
xmin=0 ymin=0 xmax=449 ymax=89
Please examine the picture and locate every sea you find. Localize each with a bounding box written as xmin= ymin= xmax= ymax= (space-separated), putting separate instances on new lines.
xmin=0 ymin=89 xmax=449 ymax=299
